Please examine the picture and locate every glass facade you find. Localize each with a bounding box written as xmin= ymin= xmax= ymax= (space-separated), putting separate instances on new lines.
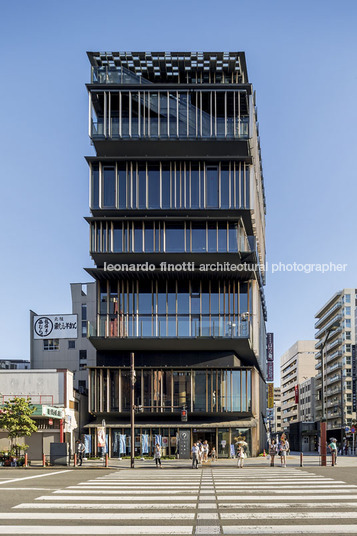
xmin=95 ymin=279 xmax=252 ymax=338
xmin=89 ymin=367 xmax=252 ymax=414
xmin=90 ymin=89 xmax=249 ymax=140
xmin=90 ymin=219 xmax=252 ymax=254
xmin=90 ymin=161 xmax=250 ymax=210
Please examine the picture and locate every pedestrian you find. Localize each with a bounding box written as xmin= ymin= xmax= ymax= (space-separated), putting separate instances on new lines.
xmin=197 ymin=441 xmax=203 ymax=464
xmin=202 ymin=440 xmax=209 ymax=462
xmin=237 ymin=445 xmax=245 ymax=468
xmin=154 ymin=443 xmax=162 ymax=468
xmin=269 ymin=439 xmax=277 ymax=467
xmin=279 ymin=438 xmax=288 ymax=467
xmin=328 ymin=439 xmax=338 ymax=465
xmin=211 ymin=447 xmax=217 ymax=462
xmin=192 ymin=442 xmax=199 ymax=469
xmin=76 ymin=439 xmax=85 ymax=466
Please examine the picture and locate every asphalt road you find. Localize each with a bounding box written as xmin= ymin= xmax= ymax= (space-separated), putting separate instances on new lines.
xmin=0 ymin=465 xmax=357 ymax=534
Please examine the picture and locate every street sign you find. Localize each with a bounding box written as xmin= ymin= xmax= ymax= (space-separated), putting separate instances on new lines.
xmin=351 ymin=426 xmax=356 ymax=433
xmin=345 ymin=426 xmax=350 ymax=433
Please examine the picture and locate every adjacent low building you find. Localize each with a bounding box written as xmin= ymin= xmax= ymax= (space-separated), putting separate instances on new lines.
xmin=0 ymin=369 xmax=80 ymax=459
xmin=30 ymin=282 xmax=96 ymax=391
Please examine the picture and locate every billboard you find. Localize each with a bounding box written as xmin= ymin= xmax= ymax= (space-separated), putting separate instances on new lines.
xmin=33 ymin=315 xmax=78 ymax=339
xmin=267 ymin=361 xmax=274 ymax=382
xmin=266 ymin=333 xmax=274 ymax=361
xmin=267 ymin=383 xmax=274 ymax=409
xmin=294 ymin=385 xmax=299 ymax=404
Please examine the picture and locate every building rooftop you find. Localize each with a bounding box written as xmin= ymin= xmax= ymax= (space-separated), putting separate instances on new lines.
xmin=87 ymin=51 xmax=248 ymax=84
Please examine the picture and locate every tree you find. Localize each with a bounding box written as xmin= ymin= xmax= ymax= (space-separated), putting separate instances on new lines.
xmin=0 ymin=397 xmax=37 ymax=456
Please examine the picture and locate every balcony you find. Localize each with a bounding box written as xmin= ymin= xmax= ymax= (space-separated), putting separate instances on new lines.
xmin=315 ymin=361 xmax=321 ymax=370
xmin=88 ymin=314 xmax=254 ymax=357
xmin=314 ymin=301 xmax=342 ymax=329
xmin=315 ymin=314 xmax=342 ymax=340
xmin=326 ymin=350 xmax=342 ymax=364
xmin=328 ymin=362 xmax=342 ymax=374
xmin=327 ymin=385 xmax=342 ymax=396
xmin=327 ymin=374 xmax=341 ymax=386
xmin=315 ymin=372 xmax=322 ymax=380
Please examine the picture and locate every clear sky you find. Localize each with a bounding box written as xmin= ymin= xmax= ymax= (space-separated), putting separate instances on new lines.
xmin=1 ymin=0 xmax=356 ymax=382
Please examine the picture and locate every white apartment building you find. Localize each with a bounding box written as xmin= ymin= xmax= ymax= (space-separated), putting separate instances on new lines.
xmin=299 ymin=376 xmax=316 ymax=423
xmin=280 ymin=340 xmax=316 ymax=431
xmin=315 ymin=289 xmax=356 ymax=436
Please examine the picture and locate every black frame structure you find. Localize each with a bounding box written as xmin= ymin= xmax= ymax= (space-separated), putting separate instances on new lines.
xmin=85 ymin=51 xmax=267 ymax=457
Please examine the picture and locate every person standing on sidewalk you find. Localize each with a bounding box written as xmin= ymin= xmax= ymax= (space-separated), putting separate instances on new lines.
xmin=76 ymin=440 xmax=85 ymax=466
xmin=192 ymin=442 xmax=199 ymax=469
xmin=328 ymin=439 xmax=338 ymax=465
xmin=269 ymin=439 xmax=278 ymax=467
xmin=154 ymin=443 xmax=162 ymax=468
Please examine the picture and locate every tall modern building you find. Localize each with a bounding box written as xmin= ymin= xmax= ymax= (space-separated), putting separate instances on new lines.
xmin=85 ymin=51 xmax=267 ymax=457
xmin=280 ymin=340 xmax=316 ymax=432
xmin=315 ymin=289 xmax=357 ymax=440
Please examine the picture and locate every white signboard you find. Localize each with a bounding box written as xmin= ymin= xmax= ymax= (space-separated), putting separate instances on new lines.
xmin=33 ymin=314 xmax=78 ymax=339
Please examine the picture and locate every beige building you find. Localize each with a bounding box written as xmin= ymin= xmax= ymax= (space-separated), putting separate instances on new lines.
xmin=280 ymin=340 xmax=316 ymax=431
xmin=315 ymin=289 xmax=356 ymax=436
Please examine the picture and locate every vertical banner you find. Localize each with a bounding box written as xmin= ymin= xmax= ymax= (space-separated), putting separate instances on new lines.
xmin=267 ymin=362 xmax=274 ymax=382
xmin=266 ymin=333 xmax=274 ymax=361
xmin=97 ymin=427 xmax=106 ymax=448
xmin=294 ymin=385 xmax=299 ymax=404
xmin=267 ymin=383 xmax=274 ymax=409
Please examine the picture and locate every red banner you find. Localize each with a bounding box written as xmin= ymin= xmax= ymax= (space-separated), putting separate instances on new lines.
xmin=295 ymin=385 xmax=299 ymax=404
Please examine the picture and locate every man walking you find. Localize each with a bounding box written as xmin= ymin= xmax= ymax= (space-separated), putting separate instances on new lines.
xmin=192 ymin=442 xmax=199 ymax=469
xmin=76 ymin=439 xmax=85 ymax=466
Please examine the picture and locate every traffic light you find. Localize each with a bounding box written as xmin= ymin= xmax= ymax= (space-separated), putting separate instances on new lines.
xmin=181 ymin=408 xmax=188 ymax=422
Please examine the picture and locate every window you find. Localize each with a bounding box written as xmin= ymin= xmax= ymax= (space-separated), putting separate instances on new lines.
xmin=103 ymin=166 xmax=116 ymax=207
xmin=68 ymin=340 xmax=75 ymax=349
xmin=206 ymin=167 xmax=218 ymax=208
xmin=91 ymin=164 xmax=99 ymax=209
xmin=43 ymin=339 xmax=59 ymax=351
xmin=79 ymin=350 xmax=87 ymax=361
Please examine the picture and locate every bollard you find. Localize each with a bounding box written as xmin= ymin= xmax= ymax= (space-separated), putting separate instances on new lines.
xmin=300 ymin=452 xmax=303 ymax=467
xmin=332 ymin=451 xmax=335 ymax=466
xmin=42 ymin=454 xmax=46 ymax=467
xmin=24 ymin=453 xmax=28 ymax=468
xmin=74 ymin=453 xmax=77 ymax=467
xmin=105 ymin=453 xmax=109 ymax=468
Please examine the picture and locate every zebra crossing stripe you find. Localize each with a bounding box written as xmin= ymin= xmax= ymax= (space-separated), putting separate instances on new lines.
xmin=0 ymin=526 xmax=193 ymax=534
xmin=0 ymin=513 xmax=195 ymax=520
xmin=222 ymin=526 xmax=357 ymax=534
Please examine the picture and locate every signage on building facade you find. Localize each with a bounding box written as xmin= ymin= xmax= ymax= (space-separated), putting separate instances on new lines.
xmin=295 ymin=385 xmax=299 ymax=404
xmin=32 ymin=405 xmax=64 ymax=419
xmin=352 ymin=345 xmax=356 ymax=412
xmin=267 ymin=383 xmax=274 ymax=409
xmin=33 ymin=314 xmax=78 ymax=339
xmin=266 ymin=333 xmax=274 ymax=361
xmin=267 ymin=362 xmax=274 ymax=382
xmin=97 ymin=427 xmax=106 ymax=448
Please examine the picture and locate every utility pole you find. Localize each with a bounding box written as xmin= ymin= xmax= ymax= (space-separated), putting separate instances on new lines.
xmin=130 ymin=352 xmax=135 ymax=469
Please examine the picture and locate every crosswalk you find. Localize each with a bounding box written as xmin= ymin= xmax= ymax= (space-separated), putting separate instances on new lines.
xmin=0 ymin=467 xmax=356 ymax=534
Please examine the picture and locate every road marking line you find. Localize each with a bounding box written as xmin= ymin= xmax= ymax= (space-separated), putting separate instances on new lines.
xmin=216 ymin=490 xmax=355 ymax=495
xmin=217 ymin=494 xmax=357 ymax=500
xmin=222 ymin=526 xmax=357 ymax=534
xmin=35 ymin=495 xmax=199 ymax=501
xmin=221 ymin=512 xmax=357 ymax=519
xmin=218 ymin=502 xmax=357 ymax=509
xmin=13 ymin=503 xmax=197 ymax=510
xmin=0 ymin=470 xmax=72 ymax=486
xmin=54 ymin=489 xmax=198 ymax=495
xmin=0 ymin=513 xmax=195 ymax=520
xmin=0 ymin=526 xmax=193 ymax=534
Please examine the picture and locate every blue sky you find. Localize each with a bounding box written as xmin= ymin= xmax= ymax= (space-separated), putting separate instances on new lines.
xmin=1 ymin=0 xmax=356 ymax=381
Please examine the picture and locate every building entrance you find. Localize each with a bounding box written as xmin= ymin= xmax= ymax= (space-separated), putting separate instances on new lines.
xmin=192 ymin=429 xmax=216 ymax=452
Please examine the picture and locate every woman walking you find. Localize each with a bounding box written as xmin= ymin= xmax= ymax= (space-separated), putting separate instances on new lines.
xmin=237 ymin=445 xmax=245 ymax=468
xmin=154 ymin=443 xmax=162 ymax=468
xmin=279 ymin=438 xmax=288 ymax=468
xmin=269 ymin=439 xmax=278 ymax=467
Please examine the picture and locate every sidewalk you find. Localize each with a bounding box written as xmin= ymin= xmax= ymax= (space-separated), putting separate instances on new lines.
xmin=5 ymin=453 xmax=357 ymax=470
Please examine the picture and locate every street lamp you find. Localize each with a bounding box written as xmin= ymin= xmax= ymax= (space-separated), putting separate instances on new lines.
xmin=320 ymin=322 xmax=340 ymax=466
xmin=130 ymin=352 xmax=135 ymax=469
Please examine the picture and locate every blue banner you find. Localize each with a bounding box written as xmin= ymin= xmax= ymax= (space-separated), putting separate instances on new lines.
xmin=84 ymin=434 xmax=91 ymax=454
xmin=119 ymin=434 xmax=126 ymax=454
xmin=142 ymin=434 xmax=149 ymax=454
